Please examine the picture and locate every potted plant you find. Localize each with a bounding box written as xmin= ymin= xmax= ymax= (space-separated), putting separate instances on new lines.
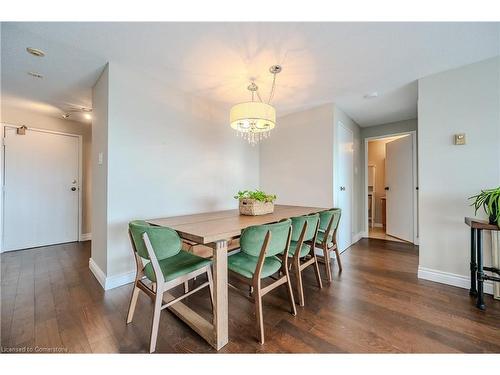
xmin=234 ymin=190 xmax=277 ymax=216
xmin=469 ymin=186 xmax=500 ymax=226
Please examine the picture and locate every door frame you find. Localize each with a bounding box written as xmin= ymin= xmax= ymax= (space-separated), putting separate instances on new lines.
xmin=1 ymin=123 xmax=83 ymax=253
xmin=363 ymin=130 xmax=418 ymax=244
xmin=334 ymin=120 xmax=354 ymax=252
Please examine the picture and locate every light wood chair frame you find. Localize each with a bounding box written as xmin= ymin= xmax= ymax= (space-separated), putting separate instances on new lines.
xmin=290 ymin=218 xmax=323 ymax=306
xmin=126 ymin=230 xmax=214 ymax=353
xmin=228 ymin=227 xmax=297 ymax=344
xmin=314 ymin=209 xmax=342 ymax=281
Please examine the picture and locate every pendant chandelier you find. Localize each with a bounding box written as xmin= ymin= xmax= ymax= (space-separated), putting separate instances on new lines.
xmin=230 ymin=65 xmax=282 ymax=146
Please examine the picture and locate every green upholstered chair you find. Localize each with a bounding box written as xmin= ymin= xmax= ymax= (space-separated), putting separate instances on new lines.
xmin=227 ymin=219 xmax=296 ymax=344
xmin=313 ymin=208 xmax=342 ymax=281
xmin=289 ymin=213 xmax=322 ymax=306
xmin=126 ymin=220 xmax=213 ymax=353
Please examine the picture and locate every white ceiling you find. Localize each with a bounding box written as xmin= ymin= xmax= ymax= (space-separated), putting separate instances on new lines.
xmin=2 ymin=22 xmax=499 ymax=126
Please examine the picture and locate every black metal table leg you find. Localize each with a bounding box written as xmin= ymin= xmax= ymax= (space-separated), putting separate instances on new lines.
xmin=470 ymin=228 xmax=477 ymax=296
xmin=476 ymin=229 xmax=485 ymax=310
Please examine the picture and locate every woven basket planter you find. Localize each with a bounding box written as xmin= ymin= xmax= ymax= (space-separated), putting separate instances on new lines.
xmin=239 ymin=199 xmax=274 ymax=216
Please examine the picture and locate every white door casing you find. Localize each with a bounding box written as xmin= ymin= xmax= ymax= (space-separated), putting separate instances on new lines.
xmin=385 ymin=135 xmax=414 ymax=242
xmin=336 ymin=122 xmax=353 ymax=252
xmin=3 ymin=126 xmax=81 ymax=251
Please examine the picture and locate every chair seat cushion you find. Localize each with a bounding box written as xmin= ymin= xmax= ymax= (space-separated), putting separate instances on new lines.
xmin=288 ymin=241 xmax=311 ymax=258
xmin=144 ymin=250 xmax=212 ymax=282
xmin=316 ymin=231 xmax=333 ymax=246
xmin=228 ymin=251 xmax=282 ymax=279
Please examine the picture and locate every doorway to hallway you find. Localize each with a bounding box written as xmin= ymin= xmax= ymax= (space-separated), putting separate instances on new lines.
xmin=364 ymin=132 xmax=418 ymax=244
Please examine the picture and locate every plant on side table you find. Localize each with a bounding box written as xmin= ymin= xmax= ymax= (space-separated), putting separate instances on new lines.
xmin=234 ymin=190 xmax=277 ymax=216
xmin=469 ymin=186 xmax=500 ymax=226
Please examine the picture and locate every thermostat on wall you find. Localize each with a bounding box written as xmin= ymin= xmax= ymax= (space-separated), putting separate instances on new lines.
xmin=454 ymin=133 xmax=466 ymax=145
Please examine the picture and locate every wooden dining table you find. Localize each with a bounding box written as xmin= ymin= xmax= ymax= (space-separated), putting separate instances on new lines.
xmin=146 ymin=204 xmax=329 ymax=350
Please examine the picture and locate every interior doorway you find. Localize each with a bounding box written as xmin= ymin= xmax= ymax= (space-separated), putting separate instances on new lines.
xmin=2 ymin=125 xmax=82 ymax=252
xmin=364 ymin=131 xmax=418 ymax=244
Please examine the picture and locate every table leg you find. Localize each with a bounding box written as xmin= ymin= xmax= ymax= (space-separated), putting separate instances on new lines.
xmin=476 ymin=229 xmax=485 ymax=310
xmin=161 ymin=239 xmax=229 ymax=350
xmin=212 ymin=240 xmax=229 ymax=349
xmin=469 ymin=228 xmax=477 ymax=296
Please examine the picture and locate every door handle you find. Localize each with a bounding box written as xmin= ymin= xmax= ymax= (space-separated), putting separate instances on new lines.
xmin=71 ymin=187 xmax=77 ymax=191
xmin=340 ymin=186 xmax=346 ymax=191
xmin=384 ymin=186 xmax=389 ymax=191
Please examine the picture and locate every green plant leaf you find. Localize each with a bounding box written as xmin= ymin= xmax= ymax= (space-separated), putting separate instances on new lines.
xmin=233 ymin=189 xmax=277 ymax=202
xmin=469 ymin=186 xmax=500 ymax=219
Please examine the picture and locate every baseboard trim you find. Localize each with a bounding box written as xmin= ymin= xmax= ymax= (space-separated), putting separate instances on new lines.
xmin=89 ymin=258 xmax=106 ymax=289
xmin=106 ymin=270 xmax=136 ymax=290
xmin=80 ymin=233 xmax=92 ymax=241
xmin=418 ymin=266 xmax=493 ymax=295
xmin=89 ymin=258 xmax=136 ymax=290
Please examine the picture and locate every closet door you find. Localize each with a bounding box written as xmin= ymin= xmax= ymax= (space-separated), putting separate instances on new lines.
xmin=336 ymin=122 xmax=353 ymax=252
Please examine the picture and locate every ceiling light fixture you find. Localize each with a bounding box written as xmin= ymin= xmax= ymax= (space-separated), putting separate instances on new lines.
xmin=84 ymin=113 xmax=92 ymax=120
xmin=28 ymin=71 xmax=43 ymax=79
xmin=26 ymin=47 xmax=46 ymax=57
xmin=363 ymin=92 xmax=379 ymax=99
xmin=230 ymin=65 xmax=282 ymax=146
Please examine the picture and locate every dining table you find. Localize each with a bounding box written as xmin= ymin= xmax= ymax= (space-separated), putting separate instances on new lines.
xmin=146 ymin=204 xmax=329 ymax=350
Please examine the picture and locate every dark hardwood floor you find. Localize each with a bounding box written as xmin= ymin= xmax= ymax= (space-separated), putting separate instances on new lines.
xmin=1 ymin=238 xmax=499 ymax=353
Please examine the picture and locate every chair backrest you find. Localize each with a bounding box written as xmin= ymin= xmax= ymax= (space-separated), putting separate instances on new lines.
xmin=291 ymin=213 xmax=320 ymax=242
xmin=319 ymin=208 xmax=341 ymax=238
xmin=129 ymin=220 xmax=182 ymax=261
xmin=240 ymin=219 xmax=292 ymax=257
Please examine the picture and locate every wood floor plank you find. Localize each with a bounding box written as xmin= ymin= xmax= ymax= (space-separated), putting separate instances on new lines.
xmin=1 ymin=238 xmax=499 ymax=353
xmin=34 ymin=318 xmax=64 ymax=351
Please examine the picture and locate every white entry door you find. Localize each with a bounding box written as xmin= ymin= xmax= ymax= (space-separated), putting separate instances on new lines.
xmin=336 ymin=122 xmax=353 ymax=252
xmin=3 ymin=127 xmax=80 ymax=251
xmin=385 ymin=135 xmax=413 ymax=242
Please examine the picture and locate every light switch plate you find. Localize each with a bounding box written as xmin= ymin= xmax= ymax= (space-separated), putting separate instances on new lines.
xmin=98 ymin=152 xmax=103 ymax=165
xmin=454 ymin=133 xmax=466 ymax=145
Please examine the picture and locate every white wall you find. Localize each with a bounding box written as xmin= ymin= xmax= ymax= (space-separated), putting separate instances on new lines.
xmin=91 ymin=56 xmax=500 ymax=291
xmin=260 ymin=104 xmax=335 ymax=208
xmin=259 ymin=103 xmax=364 ymax=238
xmin=91 ymin=64 xmax=109 ymax=273
xmin=91 ymin=63 xmax=259 ymax=285
xmin=418 ymin=57 xmax=500 ymax=290
xmin=1 ymin=106 xmax=92 ymax=236
xmin=361 ymin=118 xmax=417 ymax=140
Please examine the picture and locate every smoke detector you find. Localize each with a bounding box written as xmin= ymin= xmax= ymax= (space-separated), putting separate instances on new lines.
xmin=26 ymin=47 xmax=45 ymax=57
xmin=363 ymin=92 xmax=379 ymax=99
xmin=28 ymin=71 xmax=43 ymax=79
